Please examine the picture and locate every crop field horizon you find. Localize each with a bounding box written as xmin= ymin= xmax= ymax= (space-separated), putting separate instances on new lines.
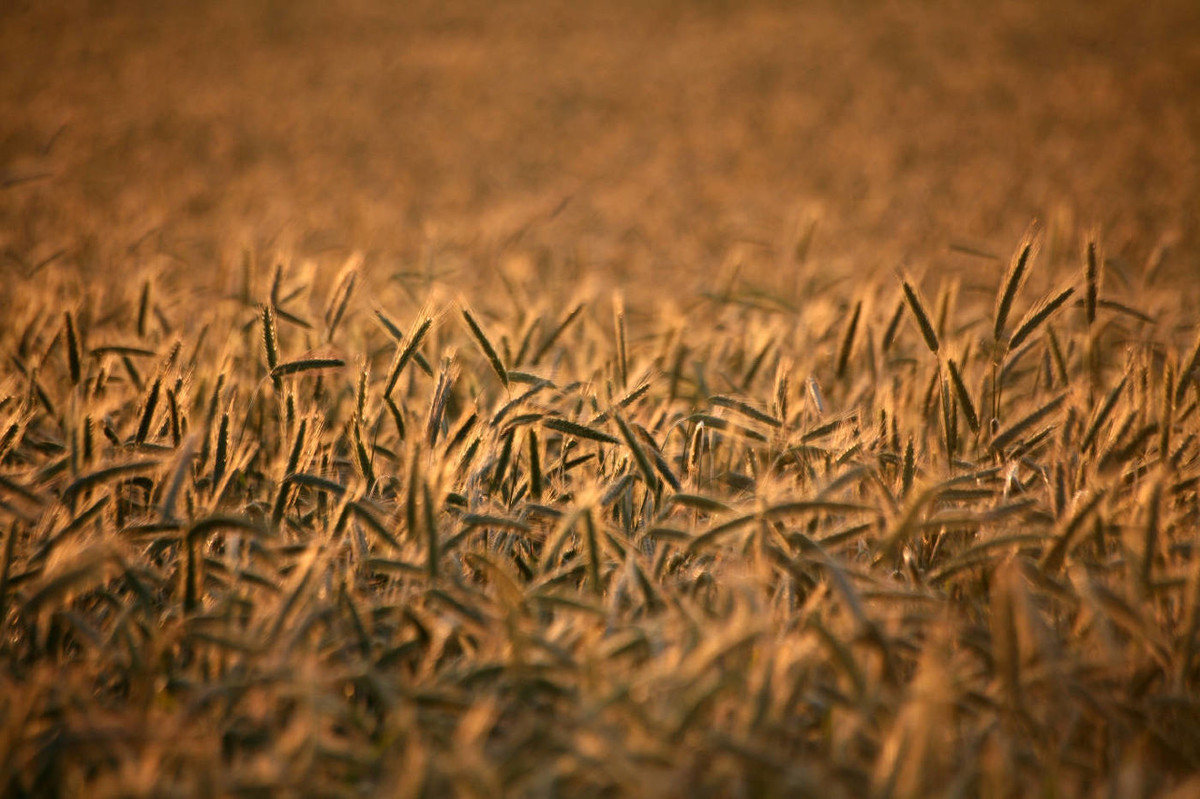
xmin=3 ymin=0 xmax=1200 ymax=796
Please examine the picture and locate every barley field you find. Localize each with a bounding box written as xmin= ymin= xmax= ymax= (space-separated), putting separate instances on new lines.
xmin=3 ymin=1 xmax=1200 ymax=796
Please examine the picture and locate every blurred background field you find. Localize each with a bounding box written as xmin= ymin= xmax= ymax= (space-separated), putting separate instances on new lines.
xmin=3 ymin=0 xmax=1199 ymax=300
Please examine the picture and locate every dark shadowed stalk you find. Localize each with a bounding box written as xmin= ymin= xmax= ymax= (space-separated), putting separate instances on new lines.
xmin=881 ymin=295 xmax=905 ymax=355
xmin=462 ymin=306 xmax=509 ymax=389
xmin=947 ymin=359 xmax=979 ymax=435
xmin=994 ymin=231 xmax=1037 ymax=343
xmin=137 ymin=279 xmax=152 ymax=339
xmin=1085 ymin=237 xmax=1102 ymax=327
xmin=836 ymin=300 xmax=862 ymax=379
xmin=134 ymin=373 xmax=162 ymax=446
xmin=531 ymin=302 xmax=584 ymax=366
xmin=63 ymin=311 xmax=81 ymax=386
xmin=901 ymin=276 xmax=939 ymax=355
xmin=1007 ymin=286 xmax=1074 ymax=354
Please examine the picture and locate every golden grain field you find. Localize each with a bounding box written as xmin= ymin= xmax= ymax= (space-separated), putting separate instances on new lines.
xmin=3 ymin=1 xmax=1200 ymax=796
